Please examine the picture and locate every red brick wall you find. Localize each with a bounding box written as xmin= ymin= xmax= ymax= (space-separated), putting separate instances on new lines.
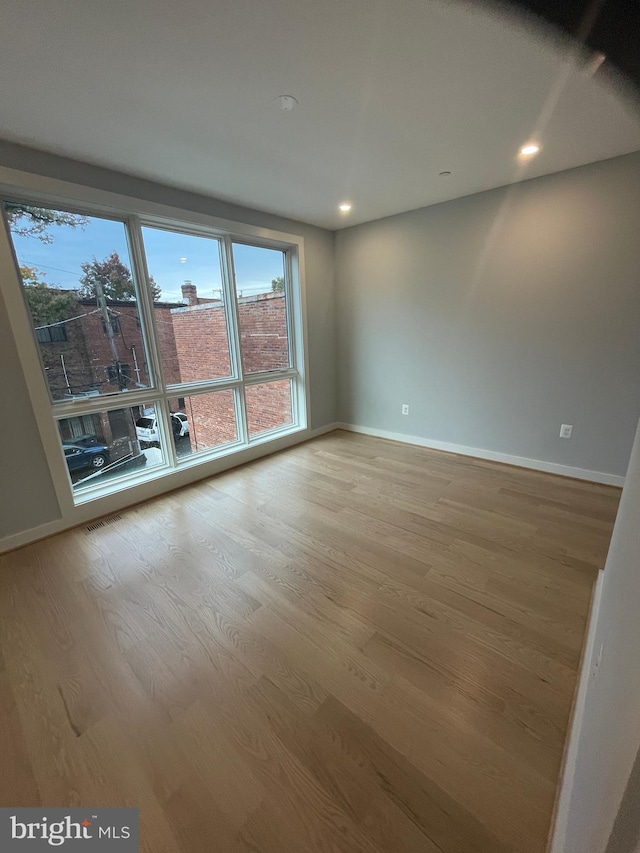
xmin=180 ymin=379 xmax=292 ymax=448
xmin=170 ymin=301 xmax=231 ymax=383
xmin=154 ymin=307 xmax=182 ymax=385
xmin=81 ymin=304 xmax=149 ymax=392
xmin=170 ymin=293 xmax=287 ymax=383
xmin=39 ymin=309 xmax=93 ymax=400
xmin=237 ymin=293 xmax=288 ymax=373
xmin=183 ymin=390 xmax=237 ymax=451
xmin=245 ymin=380 xmax=292 ymax=437
xmin=37 ymin=301 xmax=182 ymax=399
xmin=170 ymin=293 xmax=289 ymax=439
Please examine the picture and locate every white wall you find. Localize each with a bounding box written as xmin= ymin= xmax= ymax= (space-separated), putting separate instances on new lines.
xmin=335 ymin=152 xmax=640 ymax=479
xmin=553 ymin=420 xmax=640 ymax=852
xmin=605 ymin=746 xmax=640 ymax=852
xmin=0 ymin=141 xmax=337 ymax=543
xmin=0 ymin=284 xmax=61 ymax=538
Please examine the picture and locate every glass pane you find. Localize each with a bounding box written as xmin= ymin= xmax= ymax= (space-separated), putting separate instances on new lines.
xmin=167 ymin=390 xmax=238 ymax=459
xmin=58 ymin=404 xmax=165 ymax=493
xmin=4 ymin=201 xmax=152 ymax=401
xmin=141 ymin=226 xmax=232 ymax=384
xmin=245 ymin=380 xmax=293 ymax=438
xmin=232 ymin=243 xmax=290 ymax=373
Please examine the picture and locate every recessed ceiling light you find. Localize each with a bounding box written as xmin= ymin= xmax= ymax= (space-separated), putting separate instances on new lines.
xmin=439 ymin=171 xmax=452 ymax=176
xmin=276 ymin=95 xmax=298 ymax=111
xmin=519 ymin=143 xmax=540 ymax=158
xmin=339 ymin=202 xmax=352 ymax=213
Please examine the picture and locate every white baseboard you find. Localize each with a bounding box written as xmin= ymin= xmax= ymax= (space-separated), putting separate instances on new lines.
xmin=308 ymin=421 xmax=340 ymax=438
xmin=547 ymin=569 xmax=605 ymax=853
xmin=336 ymin=423 xmax=625 ymax=487
xmin=0 ymin=517 xmax=69 ymax=555
xmin=0 ymin=420 xmax=620 ymax=554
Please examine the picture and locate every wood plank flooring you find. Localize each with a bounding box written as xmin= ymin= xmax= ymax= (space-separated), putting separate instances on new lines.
xmin=0 ymin=430 xmax=620 ymax=852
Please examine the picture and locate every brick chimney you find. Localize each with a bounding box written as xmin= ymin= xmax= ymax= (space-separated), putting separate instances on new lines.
xmin=182 ymin=280 xmax=198 ymax=306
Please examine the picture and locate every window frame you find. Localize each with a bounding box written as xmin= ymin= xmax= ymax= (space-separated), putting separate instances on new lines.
xmin=0 ymin=167 xmax=310 ymax=518
xmin=231 ymin=238 xmax=296 ymax=378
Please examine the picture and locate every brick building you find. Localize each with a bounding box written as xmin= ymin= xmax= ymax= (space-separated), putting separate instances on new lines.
xmin=170 ymin=283 xmax=291 ymax=448
xmin=36 ymin=281 xmax=291 ymax=457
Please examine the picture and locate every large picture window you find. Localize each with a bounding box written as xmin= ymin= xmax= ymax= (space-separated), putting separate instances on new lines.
xmin=2 ymin=199 xmax=306 ymax=501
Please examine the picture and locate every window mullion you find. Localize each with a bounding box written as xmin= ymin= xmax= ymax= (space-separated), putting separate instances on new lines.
xmin=283 ymin=249 xmax=297 ymax=371
xmin=126 ymin=215 xmax=165 ymax=395
xmin=126 ymin=215 xmax=178 ymax=469
xmin=242 ymin=367 xmax=298 ymax=386
xmin=221 ymin=234 xmax=249 ymax=445
xmin=50 ymin=391 xmax=159 ymax=421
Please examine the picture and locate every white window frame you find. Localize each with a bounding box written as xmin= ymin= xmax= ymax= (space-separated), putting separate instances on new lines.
xmin=0 ymin=166 xmax=310 ymax=525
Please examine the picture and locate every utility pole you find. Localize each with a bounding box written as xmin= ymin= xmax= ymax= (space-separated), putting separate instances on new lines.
xmin=94 ymin=281 xmax=142 ymax=457
xmin=95 ymin=279 xmax=123 ymax=389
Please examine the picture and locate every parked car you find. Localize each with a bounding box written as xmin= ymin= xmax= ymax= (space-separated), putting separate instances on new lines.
xmin=63 ymin=441 xmax=110 ymax=473
xmin=135 ymin=412 xmax=189 ymax=446
xmin=68 ymin=433 xmax=104 ymax=448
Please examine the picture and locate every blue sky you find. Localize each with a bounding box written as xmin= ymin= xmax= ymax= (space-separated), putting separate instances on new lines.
xmin=10 ymin=211 xmax=284 ymax=302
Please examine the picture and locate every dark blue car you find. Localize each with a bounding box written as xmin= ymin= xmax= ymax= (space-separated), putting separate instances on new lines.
xmin=63 ymin=441 xmax=110 ymax=473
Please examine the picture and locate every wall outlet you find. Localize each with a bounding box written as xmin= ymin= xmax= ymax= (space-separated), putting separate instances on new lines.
xmin=560 ymin=424 xmax=573 ymax=439
xmin=401 ymin=404 xmax=409 ymax=415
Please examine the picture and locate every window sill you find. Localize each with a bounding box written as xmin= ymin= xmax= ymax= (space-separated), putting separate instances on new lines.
xmin=71 ymin=422 xmax=305 ymax=505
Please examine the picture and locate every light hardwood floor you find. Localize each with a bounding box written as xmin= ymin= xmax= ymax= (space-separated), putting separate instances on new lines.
xmin=0 ymin=430 xmax=620 ymax=852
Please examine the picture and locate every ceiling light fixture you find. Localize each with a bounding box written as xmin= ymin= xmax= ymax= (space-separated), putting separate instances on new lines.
xmin=339 ymin=202 xmax=352 ymax=213
xmin=519 ymin=143 xmax=540 ymax=158
xmin=439 ymin=170 xmax=451 ymax=176
xmin=276 ymin=95 xmax=298 ymax=112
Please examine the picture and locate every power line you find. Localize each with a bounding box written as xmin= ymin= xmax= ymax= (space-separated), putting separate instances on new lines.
xmin=34 ymin=309 xmax=102 ymax=330
xmin=22 ymin=259 xmax=83 ymax=278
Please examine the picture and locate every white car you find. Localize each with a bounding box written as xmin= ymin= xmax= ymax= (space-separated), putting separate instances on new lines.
xmin=172 ymin=412 xmax=190 ymax=438
xmin=136 ymin=412 xmax=189 ymax=445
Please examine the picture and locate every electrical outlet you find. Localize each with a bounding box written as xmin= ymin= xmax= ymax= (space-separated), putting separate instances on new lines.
xmin=560 ymin=424 xmax=573 ymax=439
xmin=401 ymin=404 xmax=409 ymax=416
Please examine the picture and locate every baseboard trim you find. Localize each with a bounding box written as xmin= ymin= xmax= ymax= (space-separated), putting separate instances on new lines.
xmin=0 ymin=517 xmax=69 ymax=555
xmin=336 ymin=423 xmax=625 ymax=487
xmin=1 ymin=420 xmax=620 ymax=553
xmin=308 ymin=422 xmax=340 ymax=438
xmin=547 ymin=569 xmax=605 ymax=853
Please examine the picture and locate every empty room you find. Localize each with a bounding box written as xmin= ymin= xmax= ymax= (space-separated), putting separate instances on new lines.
xmin=1 ymin=1 xmax=640 ymax=852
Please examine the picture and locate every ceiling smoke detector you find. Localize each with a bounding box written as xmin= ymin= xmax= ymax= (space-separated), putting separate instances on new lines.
xmin=276 ymin=95 xmax=298 ymax=112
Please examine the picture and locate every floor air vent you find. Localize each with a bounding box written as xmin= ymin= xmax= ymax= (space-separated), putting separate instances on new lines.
xmin=85 ymin=514 xmax=122 ymax=533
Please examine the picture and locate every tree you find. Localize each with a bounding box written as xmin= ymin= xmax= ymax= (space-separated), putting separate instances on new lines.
xmin=271 ymin=276 xmax=285 ymax=293
xmin=20 ymin=266 xmax=77 ymax=326
xmin=79 ymin=252 xmax=162 ymax=301
xmin=5 ymin=203 xmax=88 ymax=243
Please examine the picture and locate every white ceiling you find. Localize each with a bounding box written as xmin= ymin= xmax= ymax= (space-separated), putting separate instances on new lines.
xmin=0 ymin=0 xmax=639 ymax=229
